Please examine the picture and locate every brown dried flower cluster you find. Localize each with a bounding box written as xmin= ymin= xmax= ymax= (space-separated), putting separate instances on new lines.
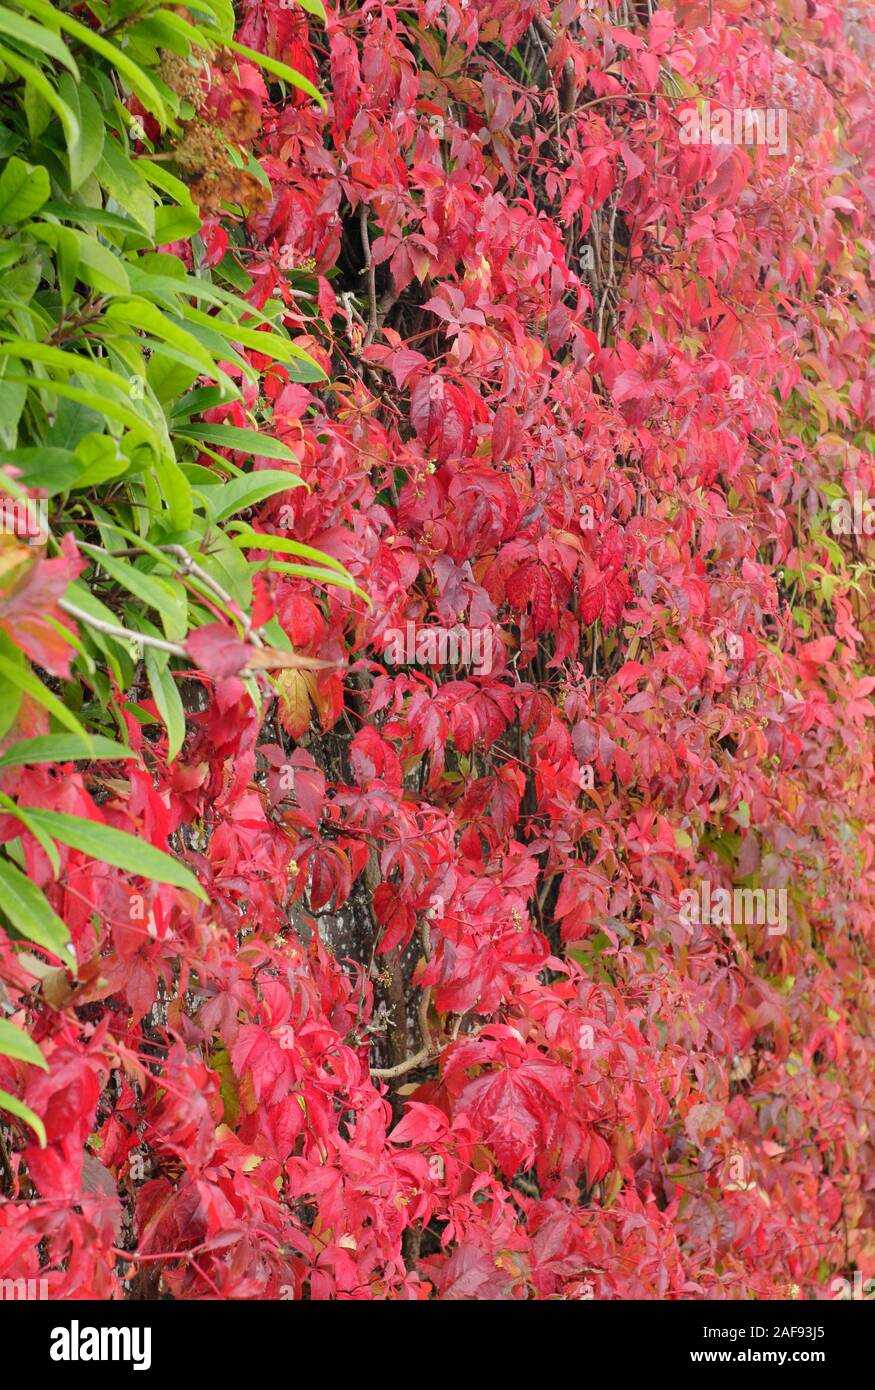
xmin=162 ymin=45 xmax=267 ymax=215
xmin=157 ymin=51 xmax=206 ymax=110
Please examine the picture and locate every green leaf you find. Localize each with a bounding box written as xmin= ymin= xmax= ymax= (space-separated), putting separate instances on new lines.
xmin=194 ymin=524 xmax=251 ymax=609
xmin=260 ymin=614 xmax=292 ymax=652
xmin=1 ymin=793 xmax=65 ymax=879
xmin=0 ymin=658 xmax=23 ymax=740
xmin=262 ymin=560 xmax=369 ymax=601
xmin=0 ymin=445 xmax=77 ymax=492
xmin=0 ymin=652 xmax=92 ymax=746
xmin=228 ymin=522 xmax=350 ymax=574
xmin=0 ymin=368 xmax=164 ymax=442
xmin=0 ymin=1088 xmax=46 ymax=1146
xmin=145 ymin=350 xmax=200 ymax=407
xmin=0 ymin=7 xmax=78 ymax=74
xmin=227 ymin=40 xmax=325 ymax=107
xmin=0 ymin=370 xmax=27 ymax=443
xmin=145 ymin=648 xmax=185 ymax=762
xmin=137 ymin=161 xmax=197 ymax=215
xmin=60 ymin=580 xmax=134 ymax=688
xmin=95 ymin=141 xmax=156 ymax=239
xmin=18 ymin=808 xmax=208 ymax=900
xmin=171 ymin=385 xmax=230 ymax=421
xmin=79 ymin=544 xmax=188 ymax=639
xmin=0 ymin=733 xmax=136 ymax=771
xmin=45 ymin=392 xmax=104 ymax=449
xmin=0 ymin=155 xmax=50 ymax=223
xmin=0 ymin=41 xmax=80 ymax=153
xmin=153 ymin=202 xmax=202 ymax=244
xmin=175 ymin=423 xmax=299 ymax=462
xmin=71 ymin=229 xmax=130 ymax=296
xmin=0 ymin=1017 xmax=48 ymax=1069
xmin=196 ymin=469 xmax=306 ymax=524
xmin=105 ymin=298 xmax=221 ymax=382
xmin=185 ymin=0 xmax=235 ymax=36
xmin=0 ymin=856 xmax=73 ymax=962
xmin=182 ymin=306 xmax=327 ymax=381
xmin=22 ymin=77 xmax=50 ymax=140
xmin=58 ymin=72 xmax=104 ymax=190
xmin=133 ymin=8 xmax=216 ymax=53
xmin=0 ymin=339 xmax=149 ymax=409
xmin=152 ymin=451 xmax=194 ymax=530
xmin=14 ymin=0 xmax=169 ymax=126
xmin=74 ymin=433 xmax=129 ymax=487
xmin=40 ymin=200 xmax=150 ymax=240
xmin=55 ymin=222 xmax=80 ymax=305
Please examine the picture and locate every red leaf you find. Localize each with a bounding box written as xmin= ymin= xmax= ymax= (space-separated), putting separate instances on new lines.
xmin=186 ymin=623 xmax=250 ymax=679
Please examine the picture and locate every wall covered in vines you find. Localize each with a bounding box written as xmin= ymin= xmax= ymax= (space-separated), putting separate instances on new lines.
xmin=1 ymin=0 xmax=874 ymax=1300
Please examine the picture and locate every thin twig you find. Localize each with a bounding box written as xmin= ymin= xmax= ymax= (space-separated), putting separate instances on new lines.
xmin=416 ymin=918 xmax=433 ymax=1056
xmin=161 ymin=544 xmax=264 ymax=647
xmin=359 ymin=204 xmax=378 ymax=346
xmin=530 ymin=22 xmax=562 ymax=145
xmin=597 ymin=196 xmax=619 ymax=343
xmin=58 ymin=600 xmax=187 ymax=657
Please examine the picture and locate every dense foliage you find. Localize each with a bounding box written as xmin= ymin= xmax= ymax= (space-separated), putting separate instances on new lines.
xmin=0 ymin=0 xmax=873 ymax=1300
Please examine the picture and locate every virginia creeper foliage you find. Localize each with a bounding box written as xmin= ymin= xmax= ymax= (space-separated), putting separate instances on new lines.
xmin=1 ymin=0 xmax=875 ymax=1301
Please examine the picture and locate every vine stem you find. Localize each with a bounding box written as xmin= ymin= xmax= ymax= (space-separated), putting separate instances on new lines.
xmin=370 ymin=1044 xmax=436 ymax=1081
